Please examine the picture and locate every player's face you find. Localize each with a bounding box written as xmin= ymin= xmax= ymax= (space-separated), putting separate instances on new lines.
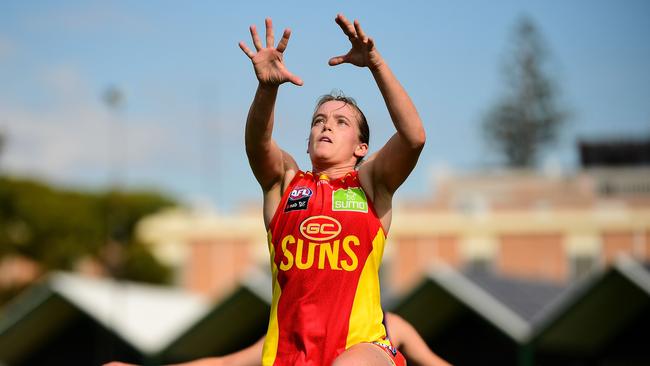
xmin=308 ymin=100 xmax=367 ymax=166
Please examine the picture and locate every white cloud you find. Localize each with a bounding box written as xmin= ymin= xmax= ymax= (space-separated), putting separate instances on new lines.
xmin=0 ymin=65 xmax=173 ymax=187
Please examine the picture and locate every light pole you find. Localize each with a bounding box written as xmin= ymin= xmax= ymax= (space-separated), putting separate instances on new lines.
xmin=102 ymin=85 xmax=127 ymax=278
xmin=101 ymin=85 xmax=128 ymax=363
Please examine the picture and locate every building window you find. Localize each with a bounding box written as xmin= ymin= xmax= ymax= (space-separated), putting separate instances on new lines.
xmin=571 ymin=255 xmax=597 ymax=280
xmin=465 ymin=258 xmax=491 ymax=274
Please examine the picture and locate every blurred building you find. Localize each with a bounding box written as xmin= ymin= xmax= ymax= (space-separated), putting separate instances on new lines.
xmin=3 ymin=133 xmax=649 ymax=365
xmin=390 ymin=136 xmax=650 ymax=291
xmin=0 ymin=270 xmax=270 ymax=366
xmin=2 ymin=256 xmax=648 ymax=366
xmin=394 ymin=256 xmax=650 ymax=365
xmin=135 ymin=205 xmax=268 ymax=300
xmin=136 ymin=137 xmax=650 ymax=300
xmin=389 ymin=166 xmax=650 ymax=292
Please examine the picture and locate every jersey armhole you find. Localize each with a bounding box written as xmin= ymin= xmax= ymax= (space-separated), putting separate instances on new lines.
xmin=352 ymin=170 xmax=389 ymax=237
xmin=267 ymin=170 xmax=305 ymax=231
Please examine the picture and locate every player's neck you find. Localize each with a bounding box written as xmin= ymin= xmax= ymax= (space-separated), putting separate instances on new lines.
xmin=311 ymin=162 xmax=356 ymax=180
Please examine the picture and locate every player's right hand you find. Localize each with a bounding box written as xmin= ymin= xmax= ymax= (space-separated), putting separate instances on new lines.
xmin=239 ymin=18 xmax=303 ymax=87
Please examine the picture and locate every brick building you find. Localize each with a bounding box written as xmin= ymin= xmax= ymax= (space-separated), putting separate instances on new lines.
xmin=134 ymin=170 xmax=648 ymax=300
xmin=135 ymin=136 xmax=650 ymax=299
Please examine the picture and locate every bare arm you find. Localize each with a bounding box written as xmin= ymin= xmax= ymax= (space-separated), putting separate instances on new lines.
xmin=212 ymin=337 xmax=264 ymax=366
xmin=102 ymin=337 xmax=264 ymax=366
xmin=103 ymin=314 xmax=454 ymax=366
xmin=386 ymin=313 xmax=452 ymax=366
xmin=329 ymin=14 xmax=425 ymax=197
xmin=169 ymin=337 xmax=263 ymax=366
xmin=201 ymin=315 xmax=452 ymax=366
xmin=171 ymin=337 xmax=263 ymax=366
xmin=239 ymin=18 xmax=302 ymax=226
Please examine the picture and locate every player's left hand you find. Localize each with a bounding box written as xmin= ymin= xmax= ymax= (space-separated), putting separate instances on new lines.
xmin=328 ymin=14 xmax=384 ymax=70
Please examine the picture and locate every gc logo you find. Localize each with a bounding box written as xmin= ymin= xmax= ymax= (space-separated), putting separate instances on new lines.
xmin=299 ymin=216 xmax=342 ymax=241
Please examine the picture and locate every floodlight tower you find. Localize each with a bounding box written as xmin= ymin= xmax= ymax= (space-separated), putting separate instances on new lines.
xmin=102 ymin=85 xmax=127 ymax=278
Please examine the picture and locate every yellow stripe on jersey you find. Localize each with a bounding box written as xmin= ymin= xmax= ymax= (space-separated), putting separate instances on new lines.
xmin=263 ymin=232 xmax=282 ymax=366
xmin=345 ymin=228 xmax=389 ymax=349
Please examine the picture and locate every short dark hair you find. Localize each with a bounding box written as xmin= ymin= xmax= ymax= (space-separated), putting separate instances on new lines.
xmin=313 ymin=92 xmax=370 ymax=166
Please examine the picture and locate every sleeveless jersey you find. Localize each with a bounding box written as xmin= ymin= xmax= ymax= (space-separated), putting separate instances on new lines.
xmin=262 ymin=170 xmax=392 ymax=366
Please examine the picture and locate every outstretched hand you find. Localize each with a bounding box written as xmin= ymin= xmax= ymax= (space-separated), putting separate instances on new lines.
xmin=239 ymin=18 xmax=303 ymax=87
xmin=328 ymin=14 xmax=384 ymax=70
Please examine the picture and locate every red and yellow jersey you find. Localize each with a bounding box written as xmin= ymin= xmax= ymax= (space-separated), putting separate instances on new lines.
xmin=262 ymin=170 xmax=392 ymax=366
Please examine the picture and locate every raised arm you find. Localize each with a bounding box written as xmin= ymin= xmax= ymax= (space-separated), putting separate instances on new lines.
xmin=239 ymin=18 xmax=302 ymax=225
xmin=329 ymin=14 xmax=425 ymax=196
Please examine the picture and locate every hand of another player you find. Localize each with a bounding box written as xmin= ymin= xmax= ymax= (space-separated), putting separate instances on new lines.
xmin=328 ymin=14 xmax=384 ymax=70
xmin=239 ymin=18 xmax=303 ymax=87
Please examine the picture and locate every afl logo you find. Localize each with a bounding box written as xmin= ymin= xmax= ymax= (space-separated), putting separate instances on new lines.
xmin=289 ymin=187 xmax=313 ymax=201
xmin=300 ymin=216 xmax=341 ymax=241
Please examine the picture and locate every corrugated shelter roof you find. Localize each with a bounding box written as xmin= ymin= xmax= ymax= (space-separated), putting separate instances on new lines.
xmin=0 ymin=269 xmax=273 ymax=365
xmin=0 ymin=272 xmax=211 ymax=365
xmin=530 ymin=256 xmax=650 ymax=355
xmin=463 ymin=267 xmax=566 ymax=322
xmin=392 ymin=263 xmax=537 ymax=365
xmin=52 ymin=272 xmax=211 ymax=353
xmin=157 ymin=267 xmax=271 ymax=363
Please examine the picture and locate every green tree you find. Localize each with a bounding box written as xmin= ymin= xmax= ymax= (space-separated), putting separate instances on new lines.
xmin=483 ymin=16 xmax=567 ymax=168
xmin=0 ymin=176 xmax=174 ymax=283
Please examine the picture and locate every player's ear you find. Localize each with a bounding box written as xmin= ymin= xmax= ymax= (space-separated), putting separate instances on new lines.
xmin=354 ymin=143 xmax=368 ymax=159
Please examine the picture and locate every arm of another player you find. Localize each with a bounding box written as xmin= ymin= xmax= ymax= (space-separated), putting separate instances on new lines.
xmin=102 ymin=337 xmax=263 ymax=366
xmin=386 ymin=313 xmax=452 ymax=366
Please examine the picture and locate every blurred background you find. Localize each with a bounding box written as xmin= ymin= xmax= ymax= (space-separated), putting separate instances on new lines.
xmin=1 ymin=1 xmax=649 ymax=365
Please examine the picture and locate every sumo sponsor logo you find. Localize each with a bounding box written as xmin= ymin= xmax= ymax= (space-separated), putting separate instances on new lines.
xmin=332 ymin=188 xmax=367 ymax=213
xmin=284 ymin=186 xmax=312 ymax=212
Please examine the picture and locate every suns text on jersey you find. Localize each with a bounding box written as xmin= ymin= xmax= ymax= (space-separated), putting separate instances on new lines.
xmin=277 ymin=234 xmax=360 ymax=271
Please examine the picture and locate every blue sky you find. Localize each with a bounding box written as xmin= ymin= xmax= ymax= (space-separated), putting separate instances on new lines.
xmin=1 ymin=1 xmax=649 ymax=211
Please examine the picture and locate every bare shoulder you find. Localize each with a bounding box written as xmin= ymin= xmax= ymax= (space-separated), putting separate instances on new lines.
xmin=262 ymin=151 xmax=299 ymax=228
xmin=358 ymin=156 xmax=393 ymax=232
